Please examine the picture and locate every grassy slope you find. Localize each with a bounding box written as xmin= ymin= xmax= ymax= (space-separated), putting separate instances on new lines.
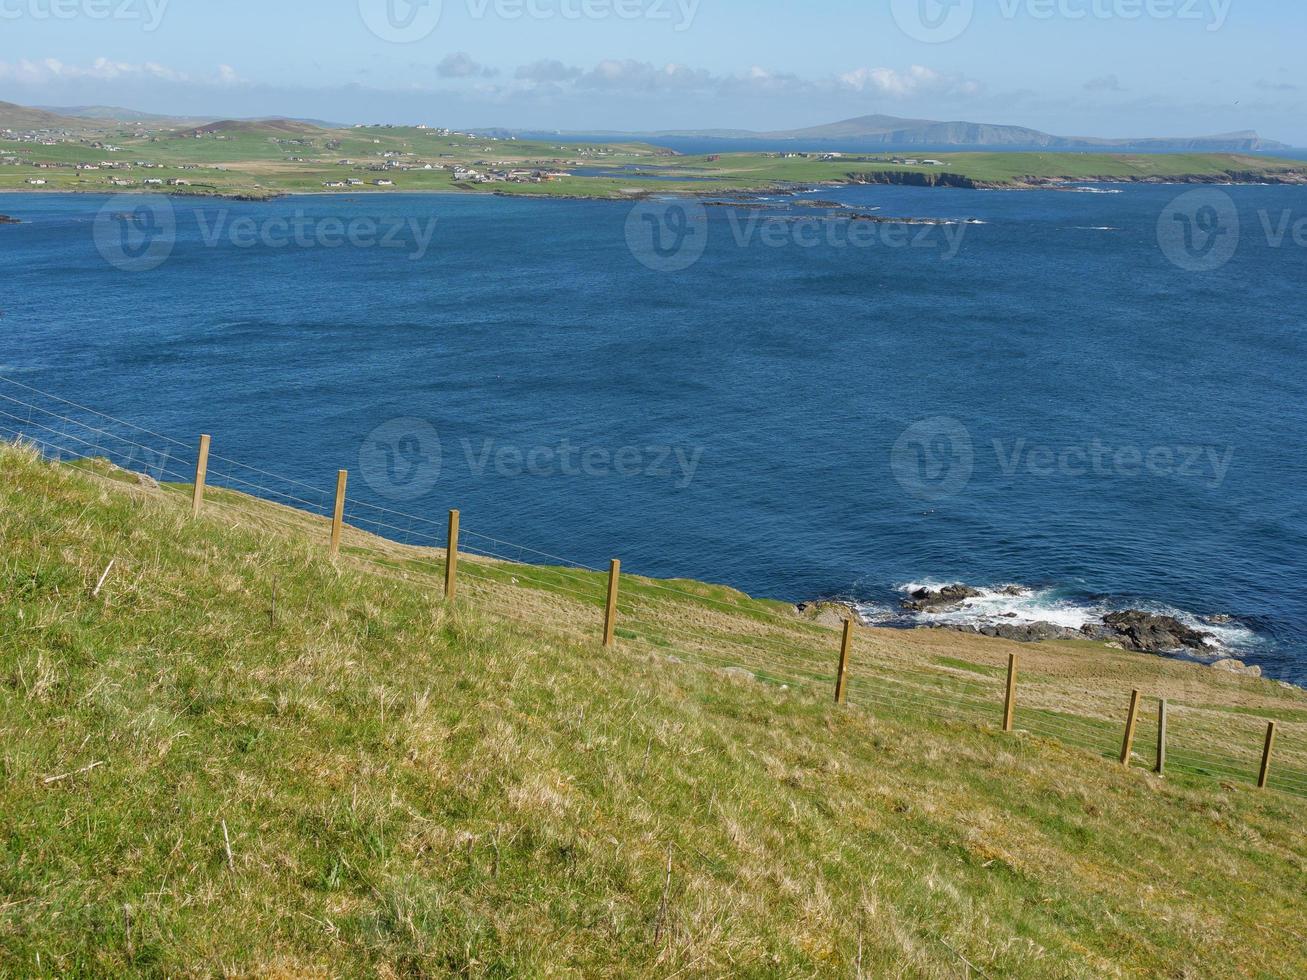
xmin=2 ymin=444 xmax=1306 ymax=977
xmin=0 ymin=120 xmax=1301 ymax=200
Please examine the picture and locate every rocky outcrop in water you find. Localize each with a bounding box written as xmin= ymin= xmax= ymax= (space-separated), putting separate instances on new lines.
xmin=900 ymin=584 xmax=1029 ymax=612
xmin=1101 ymin=611 xmax=1215 ymax=654
xmin=902 ymin=585 xmax=981 ymax=612
xmin=940 ymin=621 xmax=1083 ymax=643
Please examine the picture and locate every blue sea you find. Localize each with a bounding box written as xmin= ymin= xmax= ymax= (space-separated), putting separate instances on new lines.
xmin=2 ymin=184 xmax=1306 ymax=682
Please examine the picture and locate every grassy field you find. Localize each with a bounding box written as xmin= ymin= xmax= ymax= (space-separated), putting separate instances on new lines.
xmin=2 ymin=440 xmax=1306 ymax=976
xmin=1 ymin=118 xmax=1302 ymax=201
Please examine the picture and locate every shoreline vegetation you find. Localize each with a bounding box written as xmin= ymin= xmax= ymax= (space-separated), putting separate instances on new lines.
xmin=1 ymin=114 xmax=1303 ymax=203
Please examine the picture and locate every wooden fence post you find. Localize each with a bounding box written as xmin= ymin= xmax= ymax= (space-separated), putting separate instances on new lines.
xmin=1156 ymin=699 xmax=1168 ymax=775
xmin=834 ymin=619 xmax=854 ymax=704
xmin=1003 ymin=654 xmax=1018 ymax=732
xmin=1258 ymin=721 xmax=1277 ymax=790
xmin=1120 ymin=689 xmax=1142 ymax=767
xmin=329 ymin=470 xmax=347 ymax=559
xmin=190 ymin=434 xmax=211 ymax=518
xmin=603 ymin=559 xmax=621 ymax=648
xmin=445 ymin=509 xmax=460 ymax=600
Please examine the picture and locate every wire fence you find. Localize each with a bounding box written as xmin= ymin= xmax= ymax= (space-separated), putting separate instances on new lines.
xmin=3 ymin=374 xmax=1305 ymax=799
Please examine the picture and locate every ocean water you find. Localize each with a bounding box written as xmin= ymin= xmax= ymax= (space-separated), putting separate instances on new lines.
xmin=2 ymin=185 xmax=1305 ymax=682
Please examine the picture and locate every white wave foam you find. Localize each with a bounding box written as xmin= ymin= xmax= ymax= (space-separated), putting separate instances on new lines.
xmin=896 ymin=582 xmax=1104 ymax=630
xmin=882 ymin=581 xmax=1263 ymax=657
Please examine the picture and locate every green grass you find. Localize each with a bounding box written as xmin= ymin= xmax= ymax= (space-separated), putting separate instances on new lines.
xmin=2 ymin=443 xmax=1306 ymax=976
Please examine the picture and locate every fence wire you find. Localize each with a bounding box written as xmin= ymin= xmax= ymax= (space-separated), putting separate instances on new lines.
xmin=2 ymin=375 xmax=1305 ymax=799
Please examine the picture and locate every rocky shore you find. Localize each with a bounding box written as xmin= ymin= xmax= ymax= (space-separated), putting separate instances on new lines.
xmin=797 ymin=585 xmax=1270 ymax=680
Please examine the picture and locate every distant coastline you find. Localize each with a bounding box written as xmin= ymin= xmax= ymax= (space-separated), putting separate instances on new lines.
xmin=4 ymin=165 xmax=1307 ymax=205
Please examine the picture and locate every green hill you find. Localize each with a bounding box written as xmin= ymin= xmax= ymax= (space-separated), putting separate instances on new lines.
xmin=1 ymin=442 xmax=1305 ymax=976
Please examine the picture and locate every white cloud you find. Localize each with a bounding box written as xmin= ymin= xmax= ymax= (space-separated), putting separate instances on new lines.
xmin=505 ymin=59 xmax=979 ymax=101
xmin=515 ymin=59 xmax=583 ymax=83
xmin=838 ymin=65 xmax=980 ymax=98
xmin=576 ymin=60 xmax=714 ymax=92
xmin=1084 ymin=74 xmax=1125 ymax=93
xmin=437 ymin=53 xmax=497 ymax=79
xmin=0 ymin=57 xmax=240 ymax=86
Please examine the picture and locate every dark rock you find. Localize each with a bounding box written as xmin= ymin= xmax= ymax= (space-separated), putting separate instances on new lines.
xmin=932 ymin=621 xmax=1080 ymax=643
xmin=1203 ymin=614 xmax=1234 ymax=625
xmin=902 ymin=585 xmax=982 ymax=612
xmin=980 ymin=622 xmax=1082 ymax=643
xmin=1080 ymin=623 xmax=1116 ymax=642
xmin=1102 ymin=610 xmax=1214 ymax=654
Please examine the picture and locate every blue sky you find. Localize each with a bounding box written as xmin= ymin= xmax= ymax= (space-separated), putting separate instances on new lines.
xmin=1 ymin=0 xmax=1303 ymax=141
